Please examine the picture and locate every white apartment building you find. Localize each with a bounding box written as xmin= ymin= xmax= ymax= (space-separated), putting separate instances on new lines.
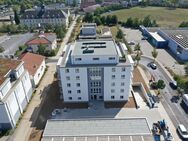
xmin=57 ymin=39 xmax=134 ymax=103
xmin=0 ymin=59 xmax=32 ymax=130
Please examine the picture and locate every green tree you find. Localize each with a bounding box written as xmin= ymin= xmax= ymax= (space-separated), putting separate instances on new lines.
xmin=100 ymin=16 xmax=106 ymax=25
xmin=143 ymin=15 xmax=152 ymax=27
xmin=94 ymin=17 xmax=102 ymax=25
xmin=126 ymin=17 xmax=133 ymax=27
xmin=134 ymin=43 xmax=141 ymax=53
xmin=14 ymin=10 xmax=20 ymax=25
xmin=135 ymin=52 xmax=141 ymax=66
xmin=106 ymin=15 xmax=112 ymax=25
xmin=84 ymin=13 xmax=93 ymax=23
xmin=0 ymin=47 xmax=4 ymax=53
xmin=157 ymin=79 xmax=166 ymax=93
xmin=73 ymin=0 xmax=77 ymax=7
xmin=38 ymin=44 xmax=46 ymax=55
xmin=54 ymin=25 xmax=66 ymax=39
xmin=152 ymin=47 xmax=158 ymax=62
xmin=20 ymin=3 xmax=26 ymax=14
xmin=111 ymin=15 xmax=118 ymax=25
xmin=116 ymin=29 xmax=123 ymax=39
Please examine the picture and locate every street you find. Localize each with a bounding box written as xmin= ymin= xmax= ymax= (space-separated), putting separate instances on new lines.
xmin=140 ymin=57 xmax=188 ymax=131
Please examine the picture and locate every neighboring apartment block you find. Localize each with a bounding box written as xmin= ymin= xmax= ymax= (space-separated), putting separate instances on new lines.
xmin=0 ymin=58 xmax=32 ymax=130
xmin=20 ymin=5 xmax=69 ymax=28
xmin=57 ymin=39 xmax=133 ymax=103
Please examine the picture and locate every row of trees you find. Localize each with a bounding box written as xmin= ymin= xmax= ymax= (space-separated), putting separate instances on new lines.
xmin=84 ymin=13 xmax=118 ymax=26
xmin=122 ymin=16 xmax=158 ymax=28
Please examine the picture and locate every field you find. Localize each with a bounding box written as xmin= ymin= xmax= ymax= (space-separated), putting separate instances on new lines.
xmin=104 ymin=6 xmax=188 ymax=27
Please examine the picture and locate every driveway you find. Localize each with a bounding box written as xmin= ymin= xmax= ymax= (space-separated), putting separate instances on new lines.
xmin=121 ymin=28 xmax=185 ymax=75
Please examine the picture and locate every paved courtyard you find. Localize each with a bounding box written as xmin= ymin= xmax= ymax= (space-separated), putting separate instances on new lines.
xmin=121 ymin=28 xmax=185 ymax=75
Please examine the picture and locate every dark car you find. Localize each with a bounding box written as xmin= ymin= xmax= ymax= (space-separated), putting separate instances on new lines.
xmin=169 ymin=81 xmax=177 ymax=89
xmin=150 ymin=63 xmax=157 ymax=70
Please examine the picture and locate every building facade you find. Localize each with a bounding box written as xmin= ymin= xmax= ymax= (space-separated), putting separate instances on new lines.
xmin=57 ymin=39 xmax=133 ymax=103
xmin=0 ymin=59 xmax=32 ymax=130
xmin=20 ymin=5 xmax=69 ymax=28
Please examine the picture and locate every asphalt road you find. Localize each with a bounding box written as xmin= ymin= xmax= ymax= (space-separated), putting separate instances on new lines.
xmin=140 ymin=58 xmax=188 ymax=131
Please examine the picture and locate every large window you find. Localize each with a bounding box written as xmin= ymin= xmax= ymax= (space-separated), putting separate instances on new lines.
xmin=65 ymin=69 xmax=69 ymax=73
xmin=121 ymin=75 xmax=125 ymax=79
xmin=112 ymin=75 xmax=116 ymax=79
xmin=75 ymin=58 xmax=82 ymax=61
xmin=111 ymin=96 xmax=115 ymax=99
xmin=109 ymin=57 xmax=115 ymax=60
xmin=66 ymin=76 xmax=70 ymax=80
xmin=67 ymin=83 xmax=71 ymax=87
xmin=75 ymin=69 xmax=79 ymax=73
xmin=112 ymin=68 xmax=116 ymax=72
xmin=76 ymin=76 xmax=80 ymax=80
xmin=68 ymin=90 xmax=72 ymax=94
xmin=76 ymin=83 xmax=80 ymax=87
xmin=111 ymin=89 xmax=115 ymax=93
xmin=77 ymin=90 xmax=81 ymax=94
xmin=93 ymin=58 xmax=99 ymax=60
xmin=111 ymin=82 xmax=115 ymax=86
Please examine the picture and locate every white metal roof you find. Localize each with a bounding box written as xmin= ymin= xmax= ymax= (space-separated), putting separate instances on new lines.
xmin=149 ymin=32 xmax=166 ymax=42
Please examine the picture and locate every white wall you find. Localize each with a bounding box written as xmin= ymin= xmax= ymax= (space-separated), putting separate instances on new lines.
xmin=103 ymin=66 xmax=132 ymax=101
xmin=15 ymin=65 xmax=24 ymax=79
xmin=33 ymin=60 xmax=46 ymax=86
xmin=71 ymin=55 xmax=119 ymax=65
xmin=0 ymin=79 xmax=11 ymax=99
xmin=59 ymin=67 xmax=88 ymax=102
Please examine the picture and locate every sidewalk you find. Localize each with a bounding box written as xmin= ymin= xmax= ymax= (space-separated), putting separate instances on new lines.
xmin=138 ymin=66 xmax=180 ymax=141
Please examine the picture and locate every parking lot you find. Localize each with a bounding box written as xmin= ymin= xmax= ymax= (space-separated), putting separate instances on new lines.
xmin=121 ymin=28 xmax=185 ymax=75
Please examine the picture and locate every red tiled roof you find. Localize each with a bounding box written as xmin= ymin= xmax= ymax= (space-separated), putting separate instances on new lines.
xmin=20 ymin=52 xmax=45 ymax=76
xmin=26 ymin=37 xmax=51 ymax=45
xmin=0 ymin=58 xmax=22 ymax=86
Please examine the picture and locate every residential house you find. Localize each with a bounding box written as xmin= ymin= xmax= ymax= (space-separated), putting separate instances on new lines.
xmin=25 ymin=33 xmax=57 ymax=53
xmin=20 ymin=53 xmax=46 ymax=87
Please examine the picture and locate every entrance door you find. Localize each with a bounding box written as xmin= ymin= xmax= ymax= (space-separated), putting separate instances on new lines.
xmin=94 ymin=95 xmax=97 ymax=100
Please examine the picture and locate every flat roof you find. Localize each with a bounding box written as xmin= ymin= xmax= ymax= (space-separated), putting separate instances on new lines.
xmin=72 ymin=40 xmax=118 ymax=56
xmin=43 ymin=118 xmax=151 ymax=137
xmin=149 ymin=32 xmax=166 ymax=42
xmin=162 ymin=29 xmax=188 ymax=49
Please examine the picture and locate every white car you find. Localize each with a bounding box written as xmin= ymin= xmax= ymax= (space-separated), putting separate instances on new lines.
xmin=128 ymin=41 xmax=135 ymax=45
xmin=177 ymin=124 xmax=188 ymax=139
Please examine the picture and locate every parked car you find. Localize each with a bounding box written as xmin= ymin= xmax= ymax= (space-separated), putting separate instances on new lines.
xmin=150 ymin=63 xmax=157 ymax=70
xmin=128 ymin=41 xmax=135 ymax=45
xmin=169 ymin=80 xmax=177 ymax=89
xmin=177 ymin=124 xmax=188 ymax=139
xmin=182 ymin=94 xmax=188 ymax=107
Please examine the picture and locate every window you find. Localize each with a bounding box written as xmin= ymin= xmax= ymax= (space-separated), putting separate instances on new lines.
xmin=109 ymin=57 xmax=115 ymax=60
xmin=99 ymin=96 xmax=103 ymax=99
xmin=77 ymin=90 xmax=81 ymax=94
xmin=111 ymin=82 xmax=115 ymax=86
xmin=66 ymin=76 xmax=70 ymax=80
xmin=121 ymin=75 xmax=125 ymax=79
xmin=75 ymin=69 xmax=79 ymax=73
xmin=67 ymin=83 xmax=71 ymax=87
xmin=112 ymin=68 xmax=116 ymax=72
xmin=111 ymin=96 xmax=115 ymax=99
xmin=69 ymin=97 xmax=72 ymax=100
xmin=76 ymin=76 xmax=80 ymax=80
xmin=122 ymin=67 xmax=126 ymax=72
xmin=65 ymin=69 xmax=69 ymax=73
xmin=93 ymin=58 xmax=99 ymax=60
xmin=120 ymin=96 xmax=124 ymax=99
xmin=78 ymin=97 xmax=82 ymax=100
xmin=112 ymin=75 xmax=116 ymax=79
xmin=68 ymin=90 xmax=71 ymax=94
xmin=120 ymin=89 xmax=124 ymax=93
xmin=111 ymin=89 xmax=115 ymax=93
xmin=76 ymin=83 xmax=80 ymax=87
xmin=75 ymin=58 xmax=82 ymax=61
xmin=121 ymin=82 xmax=125 ymax=86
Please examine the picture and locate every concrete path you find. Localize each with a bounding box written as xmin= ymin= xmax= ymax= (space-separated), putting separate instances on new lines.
xmin=3 ymin=17 xmax=78 ymax=141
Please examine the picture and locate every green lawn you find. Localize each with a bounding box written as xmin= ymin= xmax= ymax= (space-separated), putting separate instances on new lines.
xmin=104 ymin=6 xmax=188 ymax=27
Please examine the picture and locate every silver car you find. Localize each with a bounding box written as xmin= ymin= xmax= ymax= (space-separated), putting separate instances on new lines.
xmin=177 ymin=124 xmax=188 ymax=139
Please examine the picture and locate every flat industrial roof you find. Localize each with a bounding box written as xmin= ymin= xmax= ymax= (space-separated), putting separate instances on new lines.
xmin=162 ymin=29 xmax=188 ymax=49
xmin=72 ymin=40 xmax=118 ymax=56
xmin=43 ymin=118 xmax=151 ymax=137
xmin=149 ymin=32 xmax=166 ymax=42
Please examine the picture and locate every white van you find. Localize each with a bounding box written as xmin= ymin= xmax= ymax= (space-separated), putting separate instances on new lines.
xmin=182 ymin=94 xmax=188 ymax=106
